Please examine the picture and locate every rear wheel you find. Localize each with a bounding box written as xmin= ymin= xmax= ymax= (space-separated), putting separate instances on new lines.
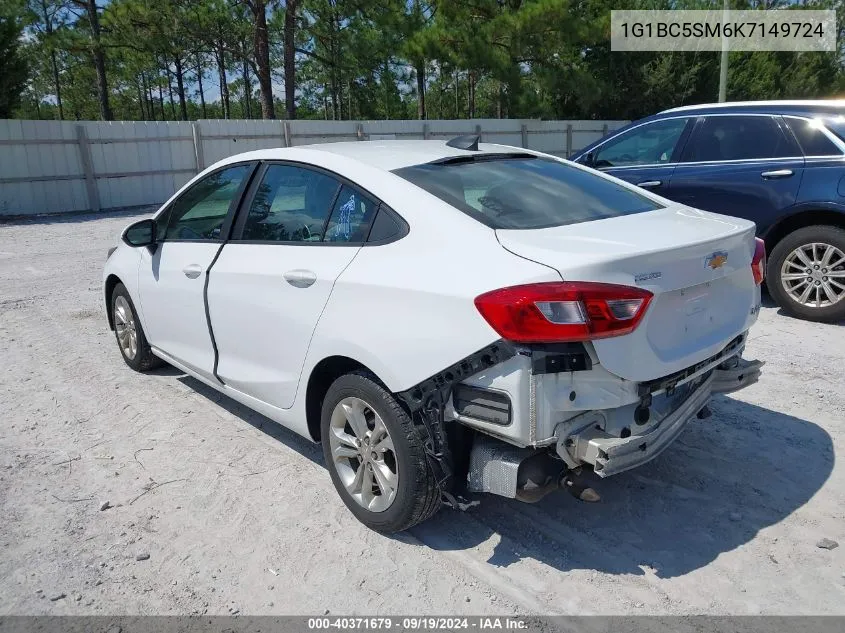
xmin=321 ymin=371 xmax=441 ymax=532
xmin=768 ymin=225 xmax=845 ymax=323
xmin=110 ymin=283 xmax=163 ymax=371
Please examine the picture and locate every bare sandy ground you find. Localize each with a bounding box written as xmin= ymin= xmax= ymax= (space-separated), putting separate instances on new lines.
xmin=1 ymin=210 xmax=844 ymax=616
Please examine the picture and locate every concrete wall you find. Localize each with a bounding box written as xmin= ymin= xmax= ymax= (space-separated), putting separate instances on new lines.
xmin=0 ymin=118 xmax=627 ymax=216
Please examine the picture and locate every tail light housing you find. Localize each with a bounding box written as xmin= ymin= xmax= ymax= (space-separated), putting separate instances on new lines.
xmin=474 ymin=282 xmax=653 ymax=343
xmin=751 ymin=238 xmax=766 ymax=285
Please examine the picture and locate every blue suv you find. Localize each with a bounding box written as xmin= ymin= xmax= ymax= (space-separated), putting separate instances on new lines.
xmin=572 ymin=101 xmax=845 ymax=323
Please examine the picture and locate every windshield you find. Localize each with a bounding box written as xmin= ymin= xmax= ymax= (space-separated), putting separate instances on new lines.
xmin=393 ymin=156 xmax=661 ymax=230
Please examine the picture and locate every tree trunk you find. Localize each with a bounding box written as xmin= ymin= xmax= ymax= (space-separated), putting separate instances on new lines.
xmin=251 ymin=0 xmax=275 ymax=118
xmin=497 ymin=82 xmax=502 ymax=119
xmin=136 ymin=77 xmax=146 ymax=120
xmin=468 ymin=70 xmax=476 ymax=118
xmin=216 ymin=43 xmax=230 ymax=119
xmin=283 ymin=0 xmax=298 ymax=119
xmin=196 ymin=54 xmax=206 ymax=118
xmin=453 ymin=70 xmax=458 ymax=118
xmin=242 ymin=57 xmax=252 ymax=119
xmin=383 ymin=60 xmax=391 ymax=118
xmin=157 ymin=80 xmax=165 ymax=120
xmin=164 ymin=64 xmax=176 ymax=119
xmin=415 ymin=60 xmax=426 ymax=120
xmin=174 ymin=57 xmax=188 ymax=121
xmin=142 ymin=72 xmax=155 ymax=120
xmin=40 ymin=1 xmax=64 ymax=120
xmin=49 ymin=50 xmax=64 ymax=120
xmin=79 ymin=0 xmax=112 ymax=120
xmin=329 ymin=12 xmax=339 ymax=120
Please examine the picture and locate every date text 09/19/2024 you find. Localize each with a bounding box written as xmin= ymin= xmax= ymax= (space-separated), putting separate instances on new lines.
xmin=307 ymin=617 xmax=530 ymax=630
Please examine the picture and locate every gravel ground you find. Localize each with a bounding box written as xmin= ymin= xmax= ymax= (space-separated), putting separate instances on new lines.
xmin=1 ymin=210 xmax=844 ymax=616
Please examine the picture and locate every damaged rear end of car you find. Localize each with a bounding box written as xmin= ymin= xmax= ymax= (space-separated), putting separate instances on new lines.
xmin=392 ymin=152 xmax=765 ymax=507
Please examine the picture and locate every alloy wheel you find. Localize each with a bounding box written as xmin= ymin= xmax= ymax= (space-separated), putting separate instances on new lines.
xmin=328 ymin=396 xmax=399 ymax=512
xmin=781 ymin=242 xmax=845 ymax=308
xmin=113 ymin=295 xmax=138 ymax=360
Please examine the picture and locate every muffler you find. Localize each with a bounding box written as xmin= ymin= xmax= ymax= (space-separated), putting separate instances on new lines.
xmin=467 ymin=434 xmax=600 ymax=503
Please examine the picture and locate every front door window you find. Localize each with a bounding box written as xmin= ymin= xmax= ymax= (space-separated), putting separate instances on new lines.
xmin=593 ymin=118 xmax=689 ymax=168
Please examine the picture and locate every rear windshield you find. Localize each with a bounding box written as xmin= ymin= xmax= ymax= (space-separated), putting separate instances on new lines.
xmin=393 ymin=156 xmax=661 ymax=230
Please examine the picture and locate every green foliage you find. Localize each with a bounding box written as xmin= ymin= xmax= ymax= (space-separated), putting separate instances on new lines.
xmin=7 ymin=0 xmax=845 ymax=121
xmin=1 ymin=0 xmax=30 ymax=117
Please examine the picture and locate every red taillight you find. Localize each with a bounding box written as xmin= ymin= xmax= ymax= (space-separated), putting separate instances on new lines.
xmin=474 ymin=282 xmax=653 ymax=343
xmin=751 ymin=238 xmax=766 ymax=285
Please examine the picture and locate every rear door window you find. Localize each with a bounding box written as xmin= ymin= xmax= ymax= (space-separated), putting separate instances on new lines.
xmin=394 ymin=156 xmax=661 ymax=230
xmin=682 ymin=115 xmax=794 ymax=162
xmin=239 ymin=164 xmax=340 ymax=242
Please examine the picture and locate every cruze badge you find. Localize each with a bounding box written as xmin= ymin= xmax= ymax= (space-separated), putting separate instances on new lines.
xmin=705 ymin=251 xmax=728 ymax=270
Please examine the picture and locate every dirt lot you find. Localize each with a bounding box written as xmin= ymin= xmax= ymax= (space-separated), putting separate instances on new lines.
xmin=1 ymin=210 xmax=844 ymax=616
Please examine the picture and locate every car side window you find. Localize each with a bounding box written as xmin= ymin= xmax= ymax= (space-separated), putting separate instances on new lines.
xmin=593 ymin=118 xmax=688 ymax=168
xmin=366 ymin=207 xmax=404 ymax=243
xmin=682 ymin=116 xmax=793 ymax=162
xmin=163 ymin=164 xmax=252 ymax=241
xmin=784 ymin=117 xmax=842 ymax=157
xmin=241 ymin=164 xmax=341 ymax=242
xmin=323 ymin=185 xmax=379 ymax=243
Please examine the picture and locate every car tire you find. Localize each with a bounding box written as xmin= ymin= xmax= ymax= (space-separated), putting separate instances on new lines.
xmin=767 ymin=225 xmax=845 ymax=323
xmin=110 ymin=282 xmax=163 ymax=371
xmin=320 ymin=371 xmax=441 ymax=532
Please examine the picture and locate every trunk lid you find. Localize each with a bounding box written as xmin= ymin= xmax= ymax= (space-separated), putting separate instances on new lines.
xmin=496 ymin=205 xmax=761 ymax=382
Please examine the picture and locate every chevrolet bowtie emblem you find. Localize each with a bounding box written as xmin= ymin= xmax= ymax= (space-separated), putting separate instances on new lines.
xmin=706 ymin=251 xmax=729 ymax=270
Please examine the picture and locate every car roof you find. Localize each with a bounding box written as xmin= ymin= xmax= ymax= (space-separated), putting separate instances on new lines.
xmin=572 ymin=100 xmax=845 ymax=159
xmin=213 ymin=140 xmax=518 ymax=172
xmin=660 ymin=100 xmax=845 ymax=116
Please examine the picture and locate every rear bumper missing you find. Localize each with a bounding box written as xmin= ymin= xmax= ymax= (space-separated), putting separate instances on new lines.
xmin=460 ymin=345 xmax=763 ymax=499
xmin=561 ymin=374 xmax=713 ymax=477
xmin=557 ymin=354 xmax=762 ymax=478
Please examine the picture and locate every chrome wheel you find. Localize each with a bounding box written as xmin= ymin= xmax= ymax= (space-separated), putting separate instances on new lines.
xmin=781 ymin=242 xmax=845 ymax=309
xmin=113 ymin=295 xmax=138 ymax=360
xmin=328 ymin=396 xmax=398 ymax=513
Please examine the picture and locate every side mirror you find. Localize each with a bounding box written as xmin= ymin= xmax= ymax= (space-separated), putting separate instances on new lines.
xmin=583 ymin=151 xmax=595 ymax=166
xmin=122 ymin=218 xmax=156 ymax=247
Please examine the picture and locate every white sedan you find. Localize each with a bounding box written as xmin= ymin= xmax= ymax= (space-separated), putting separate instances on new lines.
xmin=103 ymin=136 xmax=764 ymax=532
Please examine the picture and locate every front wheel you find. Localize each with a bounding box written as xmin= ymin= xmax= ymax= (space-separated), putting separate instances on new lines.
xmin=320 ymin=372 xmax=441 ymax=532
xmin=767 ymin=225 xmax=845 ymax=323
xmin=110 ymin=283 xmax=163 ymax=371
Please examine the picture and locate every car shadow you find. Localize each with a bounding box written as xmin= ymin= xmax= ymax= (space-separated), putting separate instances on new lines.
xmin=762 ymin=287 xmax=845 ymax=325
xmin=174 ymin=373 xmax=832 ymax=579
xmin=175 ymin=374 xmax=323 ymax=464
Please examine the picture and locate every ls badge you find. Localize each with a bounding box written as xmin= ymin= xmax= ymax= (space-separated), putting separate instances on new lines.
xmin=705 ymin=251 xmax=729 ymax=270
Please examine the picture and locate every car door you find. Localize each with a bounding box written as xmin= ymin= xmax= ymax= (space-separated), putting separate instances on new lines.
xmin=579 ymin=116 xmax=693 ymax=197
xmin=137 ymin=163 xmax=256 ymax=381
xmin=207 ymin=162 xmax=379 ymax=410
xmin=667 ymin=114 xmax=805 ymax=231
